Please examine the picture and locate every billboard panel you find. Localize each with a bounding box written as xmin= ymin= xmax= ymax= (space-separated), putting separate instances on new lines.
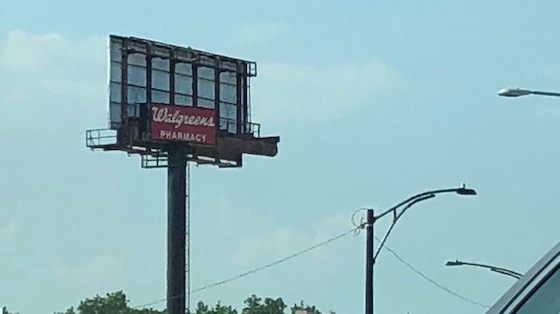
xmin=89 ymin=35 xmax=279 ymax=168
xmin=107 ymin=35 xmax=256 ymax=138
xmin=150 ymin=104 xmax=216 ymax=145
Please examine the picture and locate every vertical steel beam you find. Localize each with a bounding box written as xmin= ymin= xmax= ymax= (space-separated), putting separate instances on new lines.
xmin=167 ymin=144 xmax=187 ymax=314
xmin=214 ymin=59 xmax=221 ymax=135
xmin=170 ymin=48 xmax=176 ymax=106
xmin=192 ymin=64 xmax=198 ymax=107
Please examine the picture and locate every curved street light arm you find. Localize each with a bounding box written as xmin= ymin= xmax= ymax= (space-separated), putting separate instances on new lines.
xmin=371 ymin=185 xmax=475 ymax=263
xmin=530 ymin=90 xmax=560 ymax=97
xmin=498 ymin=87 xmax=560 ymax=98
xmin=394 ymin=194 xmax=435 ymax=221
xmin=375 ymin=186 xmax=475 ymax=221
xmin=373 ymin=194 xmax=435 ymax=262
xmin=446 ymin=260 xmax=522 ymax=280
xmin=490 ymin=267 xmax=522 ymax=279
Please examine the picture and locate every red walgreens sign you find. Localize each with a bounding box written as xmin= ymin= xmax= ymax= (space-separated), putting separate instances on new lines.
xmin=150 ymin=104 xmax=216 ymax=145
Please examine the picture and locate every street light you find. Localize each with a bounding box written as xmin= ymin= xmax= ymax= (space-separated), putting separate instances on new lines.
xmin=498 ymin=87 xmax=560 ymax=98
xmin=364 ymin=185 xmax=477 ymax=314
xmin=445 ymin=259 xmax=522 ymax=279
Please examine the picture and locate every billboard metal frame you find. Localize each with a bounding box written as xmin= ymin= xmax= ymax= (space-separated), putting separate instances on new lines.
xmin=87 ymin=35 xmax=278 ymax=168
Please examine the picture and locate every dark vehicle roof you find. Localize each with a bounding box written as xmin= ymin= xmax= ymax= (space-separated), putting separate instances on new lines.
xmin=486 ymin=241 xmax=560 ymax=314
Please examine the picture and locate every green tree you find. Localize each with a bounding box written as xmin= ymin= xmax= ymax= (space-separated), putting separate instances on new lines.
xmin=292 ymin=301 xmax=336 ymax=314
xmin=241 ymin=295 xmax=286 ymax=314
xmin=2 ymin=306 xmax=19 ymax=314
xmin=77 ymin=291 xmax=128 ymax=314
xmin=58 ymin=291 xmax=164 ymax=314
xmin=57 ymin=307 xmax=76 ymax=314
xmin=57 ymin=291 xmax=332 ymax=314
xmin=191 ymin=301 xmax=237 ymax=314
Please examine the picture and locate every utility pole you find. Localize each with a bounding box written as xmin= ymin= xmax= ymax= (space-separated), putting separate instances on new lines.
xmin=365 ymin=209 xmax=374 ymax=314
xmin=167 ymin=144 xmax=187 ymax=314
xmin=360 ymin=186 xmax=476 ymax=314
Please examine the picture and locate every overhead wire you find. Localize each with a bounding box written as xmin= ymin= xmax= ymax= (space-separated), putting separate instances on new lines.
xmin=134 ymin=211 xmax=489 ymax=310
xmin=132 ymin=227 xmax=358 ymax=309
xmin=374 ymin=236 xmax=490 ymax=308
xmin=354 ymin=208 xmax=489 ymax=309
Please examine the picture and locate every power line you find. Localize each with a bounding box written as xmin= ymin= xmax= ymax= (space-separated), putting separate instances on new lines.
xmin=193 ymin=227 xmax=356 ymax=293
xmin=132 ymin=227 xmax=358 ymax=309
xmin=377 ymin=236 xmax=490 ymax=309
xmin=352 ymin=209 xmax=490 ymax=309
xmin=133 ymin=224 xmax=489 ymax=311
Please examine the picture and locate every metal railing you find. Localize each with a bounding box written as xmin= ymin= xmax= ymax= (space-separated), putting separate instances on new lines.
xmin=219 ymin=118 xmax=260 ymax=137
xmin=85 ymin=129 xmax=118 ymax=148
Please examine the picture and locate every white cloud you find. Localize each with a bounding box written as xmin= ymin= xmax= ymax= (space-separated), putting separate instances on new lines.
xmin=0 ymin=30 xmax=105 ymax=71
xmin=0 ymin=30 xmax=108 ymax=136
xmin=310 ymin=214 xmax=352 ymax=242
xmin=0 ymin=30 xmax=106 ymax=103
xmin=251 ymin=61 xmax=405 ymax=122
xmin=228 ymin=23 xmax=405 ymax=124
xmin=0 ymin=221 xmax=17 ymax=240
xmin=231 ymin=22 xmax=287 ymax=48
xmin=230 ymin=213 xmax=352 ymax=269
xmin=230 ymin=225 xmax=299 ymax=266
xmin=51 ymin=255 xmax=125 ymax=291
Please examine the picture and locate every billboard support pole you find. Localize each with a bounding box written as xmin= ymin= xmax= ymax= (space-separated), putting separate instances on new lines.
xmin=167 ymin=143 xmax=187 ymax=314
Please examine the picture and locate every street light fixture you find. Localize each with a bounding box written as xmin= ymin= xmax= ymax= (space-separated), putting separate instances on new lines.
xmin=445 ymin=259 xmax=522 ymax=279
xmin=364 ymin=185 xmax=477 ymax=314
xmin=498 ymin=87 xmax=560 ymax=98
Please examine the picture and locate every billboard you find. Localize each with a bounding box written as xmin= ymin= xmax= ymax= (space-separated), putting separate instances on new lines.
xmin=107 ymin=35 xmax=257 ymax=145
xmin=150 ymin=104 xmax=216 ymax=145
xmin=87 ymin=35 xmax=279 ymax=168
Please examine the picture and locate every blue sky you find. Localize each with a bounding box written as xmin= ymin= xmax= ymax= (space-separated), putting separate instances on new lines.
xmin=1 ymin=1 xmax=560 ymax=313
